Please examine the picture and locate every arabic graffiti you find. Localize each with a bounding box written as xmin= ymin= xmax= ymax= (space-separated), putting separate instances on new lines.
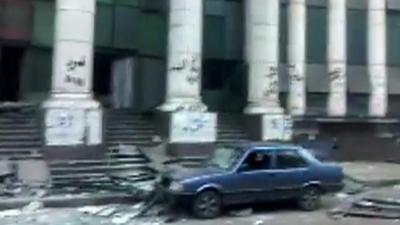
xmin=182 ymin=116 xmax=209 ymax=133
xmin=263 ymin=66 xmax=279 ymax=98
xmin=169 ymin=55 xmax=200 ymax=85
xmin=288 ymin=64 xmax=304 ymax=84
xmin=64 ymin=56 xmax=87 ymax=87
xmin=67 ymin=57 xmax=86 ymax=72
xmin=329 ymin=67 xmax=345 ymax=85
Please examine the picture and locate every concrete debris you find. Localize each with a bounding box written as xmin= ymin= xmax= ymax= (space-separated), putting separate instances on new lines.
xmin=98 ymin=206 xmax=118 ymax=217
xmin=253 ymin=220 xmax=264 ymax=225
xmin=78 ymin=206 xmax=109 ymax=215
xmin=329 ymin=186 xmax=400 ymax=220
xmin=335 ymin=193 xmax=350 ymax=200
xmin=111 ymin=212 xmax=139 ymax=225
xmin=228 ymin=208 xmax=253 ymax=217
xmin=0 ymin=209 xmax=21 ymax=218
xmin=0 ymin=161 xmax=13 ymax=178
xmin=22 ymin=201 xmax=44 ymax=213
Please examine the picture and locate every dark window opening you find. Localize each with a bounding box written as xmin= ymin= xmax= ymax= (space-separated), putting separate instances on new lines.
xmin=0 ymin=46 xmax=24 ymax=102
xmin=93 ymin=52 xmax=112 ymax=107
xmin=276 ymin=150 xmax=308 ymax=169
xmin=202 ymin=59 xmax=246 ymax=113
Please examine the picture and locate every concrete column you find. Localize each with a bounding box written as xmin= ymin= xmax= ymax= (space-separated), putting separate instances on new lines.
xmin=159 ymin=0 xmax=216 ymax=145
xmin=158 ymin=0 xmax=207 ymax=112
xmin=244 ymin=0 xmax=283 ymax=115
xmin=327 ymin=0 xmax=347 ymax=116
xmin=287 ymin=0 xmax=307 ymax=116
xmin=368 ymin=0 xmax=387 ymax=117
xmin=42 ymin=0 xmax=102 ymax=146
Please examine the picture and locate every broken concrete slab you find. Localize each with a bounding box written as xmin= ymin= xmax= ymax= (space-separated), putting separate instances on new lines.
xmin=16 ymin=160 xmax=50 ymax=186
xmin=0 ymin=161 xmax=13 ymax=177
xmin=340 ymin=162 xmax=400 ymax=187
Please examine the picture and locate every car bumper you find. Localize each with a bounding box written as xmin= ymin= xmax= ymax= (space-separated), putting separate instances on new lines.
xmin=158 ymin=185 xmax=195 ymax=207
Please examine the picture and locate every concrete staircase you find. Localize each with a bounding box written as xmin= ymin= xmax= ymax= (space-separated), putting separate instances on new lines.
xmin=105 ymin=109 xmax=160 ymax=147
xmin=217 ymin=114 xmax=250 ymax=144
xmin=49 ymin=146 xmax=157 ymax=189
xmin=0 ymin=106 xmax=42 ymax=160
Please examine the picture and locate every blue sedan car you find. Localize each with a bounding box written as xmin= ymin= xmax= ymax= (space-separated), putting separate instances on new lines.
xmin=159 ymin=143 xmax=344 ymax=218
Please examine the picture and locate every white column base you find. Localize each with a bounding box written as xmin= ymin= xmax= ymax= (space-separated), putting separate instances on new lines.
xmin=369 ymin=93 xmax=388 ymax=117
xmin=158 ymin=97 xmax=208 ymax=112
xmin=261 ymin=114 xmax=293 ymax=141
xmin=42 ymin=93 xmax=103 ymax=146
xmin=244 ymin=102 xmax=284 ymax=115
xmin=169 ymin=112 xmax=217 ymax=143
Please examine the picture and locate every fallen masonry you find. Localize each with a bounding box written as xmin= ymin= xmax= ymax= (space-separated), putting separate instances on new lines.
xmin=329 ymin=186 xmax=400 ymax=220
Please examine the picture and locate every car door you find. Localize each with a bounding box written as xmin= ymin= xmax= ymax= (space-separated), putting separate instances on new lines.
xmin=223 ymin=149 xmax=276 ymax=204
xmin=269 ymin=148 xmax=311 ymax=200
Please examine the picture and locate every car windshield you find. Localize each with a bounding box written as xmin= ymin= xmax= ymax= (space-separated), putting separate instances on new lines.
xmin=206 ymin=146 xmax=243 ymax=171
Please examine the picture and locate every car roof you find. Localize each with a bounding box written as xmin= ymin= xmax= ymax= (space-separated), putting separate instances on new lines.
xmin=219 ymin=142 xmax=300 ymax=151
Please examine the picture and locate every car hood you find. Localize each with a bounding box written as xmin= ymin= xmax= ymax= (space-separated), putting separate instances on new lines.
xmin=163 ymin=165 xmax=225 ymax=181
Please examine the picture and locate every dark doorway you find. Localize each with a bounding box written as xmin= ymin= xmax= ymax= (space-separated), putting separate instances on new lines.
xmin=93 ymin=52 xmax=112 ymax=107
xmin=0 ymin=46 xmax=24 ymax=101
xmin=202 ymin=59 xmax=246 ymax=113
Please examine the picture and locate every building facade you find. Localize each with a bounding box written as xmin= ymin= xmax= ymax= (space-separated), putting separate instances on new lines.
xmin=1 ymin=0 xmax=400 ymax=158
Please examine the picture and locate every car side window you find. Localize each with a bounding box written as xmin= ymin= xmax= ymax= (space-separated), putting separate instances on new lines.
xmin=240 ymin=151 xmax=272 ymax=171
xmin=276 ymin=149 xmax=308 ymax=169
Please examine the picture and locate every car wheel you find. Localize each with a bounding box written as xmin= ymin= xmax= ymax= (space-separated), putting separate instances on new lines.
xmin=298 ymin=186 xmax=321 ymax=211
xmin=192 ymin=190 xmax=222 ymax=219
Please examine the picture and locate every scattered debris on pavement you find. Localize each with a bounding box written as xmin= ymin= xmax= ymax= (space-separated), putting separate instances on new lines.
xmin=328 ymin=186 xmax=400 ymax=220
xmin=228 ymin=208 xmax=253 ymax=217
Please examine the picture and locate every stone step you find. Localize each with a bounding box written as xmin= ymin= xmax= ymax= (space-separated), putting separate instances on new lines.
xmin=0 ymin=141 xmax=42 ymax=148
xmin=0 ymin=120 xmax=38 ymax=125
xmin=106 ymin=119 xmax=153 ymax=123
xmin=106 ymin=142 xmax=156 ymax=147
xmin=106 ymin=125 xmax=155 ymax=130
xmin=0 ymin=148 xmax=42 ymax=155
xmin=50 ymin=164 xmax=150 ymax=175
xmin=0 ymin=124 xmax=40 ymax=129
xmin=49 ymin=158 xmax=149 ymax=167
xmin=0 ymin=135 xmax=41 ymax=141
xmin=106 ymin=141 xmax=154 ymax=146
xmin=105 ymin=130 xmax=155 ymax=135
xmin=106 ymin=136 xmax=156 ymax=142
xmin=218 ymin=129 xmax=247 ymax=133
xmin=0 ymin=129 xmax=40 ymax=135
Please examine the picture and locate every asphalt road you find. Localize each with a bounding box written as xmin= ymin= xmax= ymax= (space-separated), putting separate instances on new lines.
xmin=0 ymin=196 xmax=399 ymax=225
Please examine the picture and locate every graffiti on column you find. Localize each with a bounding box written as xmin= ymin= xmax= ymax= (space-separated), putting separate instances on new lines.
xmin=263 ymin=66 xmax=279 ymax=99
xmin=64 ymin=56 xmax=87 ymax=87
xmin=169 ymin=55 xmax=200 ymax=85
xmin=329 ymin=67 xmax=345 ymax=87
xmin=288 ymin=64 xmax=304 ymax=84
xmin=182 ymin=116 xmax=209 ymax=133
xmin=187 ymin=56 xmax=200 ymax=85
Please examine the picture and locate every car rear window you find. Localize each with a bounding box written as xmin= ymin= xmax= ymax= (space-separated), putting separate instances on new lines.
xmin=276 ymin=149 xmax=308 ymax=169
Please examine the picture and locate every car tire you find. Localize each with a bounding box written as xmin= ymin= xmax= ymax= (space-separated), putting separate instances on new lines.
xmin=192 ymin=190 xmax=222 ymax=219
xmin=298 ymin=186 xmax=321 ymax=211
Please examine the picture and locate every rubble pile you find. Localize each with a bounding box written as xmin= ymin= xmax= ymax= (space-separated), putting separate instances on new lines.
xmin=330 ymin=186 xmax=400 ymax=220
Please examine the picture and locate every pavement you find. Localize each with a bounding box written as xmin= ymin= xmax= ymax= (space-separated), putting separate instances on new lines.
xmin=1 ymin=161 xmax=400 ymax=225
xmin=0 ymin=196 xmax=398 ymax=225
xmin=340 ymin=162 xmax=400 ymax=186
